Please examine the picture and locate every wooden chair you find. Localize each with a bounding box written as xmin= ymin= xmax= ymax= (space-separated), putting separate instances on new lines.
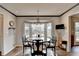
xmin=31 ymin=40 xmax=44 ymax=56
xmin=46 ymin=36 xmax=57 ymax=56
xmin=22 ymin=36 xmax=32 ymax=55
xmin=42 ymin=41 xmax=48 ymax=56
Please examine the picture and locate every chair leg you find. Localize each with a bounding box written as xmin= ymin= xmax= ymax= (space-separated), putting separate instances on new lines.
xmin=54 ymin=47 xmax=56 ymax=56
xmin=30 ymin=47 xmax=31 ymax=55
xmin=46 ymin=48 xmax=47 ymax=56
xmin=23 ymin=46 xmax=24 ymax=55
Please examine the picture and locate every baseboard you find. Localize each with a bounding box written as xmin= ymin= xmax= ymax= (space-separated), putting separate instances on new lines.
xmin=15 ymin=45 xmax=22 ymax=47
xmin=16 ymin=45 xmax=22 ymax=48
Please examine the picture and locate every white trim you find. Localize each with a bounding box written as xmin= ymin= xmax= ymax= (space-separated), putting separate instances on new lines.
xmin=15 ymin=45 xmax=22 ymax=47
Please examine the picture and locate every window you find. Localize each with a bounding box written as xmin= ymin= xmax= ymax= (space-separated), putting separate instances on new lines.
xmin=24 ymin=22 xmax=53 ymax=41
xmin=31 ymin=24 xmax=44 ymax=38
xmin=47 ymin=23 xmax=52 ymax=38
xmin=24 ymin=23 xmax=30 ymax=38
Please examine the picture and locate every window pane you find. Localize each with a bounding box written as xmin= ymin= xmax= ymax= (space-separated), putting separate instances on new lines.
xmin=47 ymin=23 xmax=52 ymax=40
xmin=31 ymin=24 xmax=44 ymax=38
xmin=24 ymin=23 xmax=30 ymax=38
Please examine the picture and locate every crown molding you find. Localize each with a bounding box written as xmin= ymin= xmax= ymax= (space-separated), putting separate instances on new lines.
xmin=16 ymin=15 xmax=60 ymax=17
xmin=0 ymin=5 xmax=17 ymax=17
xmin=60 ymin=3 xmax=79 ymax=16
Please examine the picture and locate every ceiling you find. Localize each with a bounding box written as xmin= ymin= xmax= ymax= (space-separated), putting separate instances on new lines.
xmin=0 ymin=3 xmax=77 ymax=16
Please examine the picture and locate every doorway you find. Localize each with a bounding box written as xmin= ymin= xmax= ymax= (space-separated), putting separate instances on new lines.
xmin=74 ymin=22 xmax=79 ymax=45
xmin=70 ymin=16 xmax=79 ymax=48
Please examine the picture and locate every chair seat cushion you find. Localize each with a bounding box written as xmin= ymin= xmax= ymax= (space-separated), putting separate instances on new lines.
xmin=24 ymin=42 xmax=31 ymax=47
xmin=47 ymin=43 xmax=55 ymax=48
xmin=24 ymin=42 xmax=28 ymax=45
xmin=50 ymin=43 xmax=54 ymax=46
xmin=43 ymin=50 xmax=46 ymax=53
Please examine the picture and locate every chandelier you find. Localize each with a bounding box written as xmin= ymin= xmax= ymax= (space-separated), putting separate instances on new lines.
xmin=35 ymin=10 xmax=41 ymax=34
xmin=36 ymin=10 xmax=40 ymax=23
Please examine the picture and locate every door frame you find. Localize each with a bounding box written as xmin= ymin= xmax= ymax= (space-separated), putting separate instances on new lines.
xmin=70 ymin=16 xmax=79 ymax=47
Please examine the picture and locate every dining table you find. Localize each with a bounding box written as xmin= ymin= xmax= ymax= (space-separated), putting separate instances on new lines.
xmin=27 ymin=37 xmax=50 ymax=55
xmin=28 ymin=37 xmax=50 ymax=41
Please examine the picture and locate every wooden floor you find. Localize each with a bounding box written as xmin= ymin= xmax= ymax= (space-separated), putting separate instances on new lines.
xmin=5 ymin=46 xmax=79 ymax=56
xmin=69 ymin=46 xmax=79 ymax=56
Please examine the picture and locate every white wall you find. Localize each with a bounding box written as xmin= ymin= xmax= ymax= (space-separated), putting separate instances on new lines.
xmin=16 ymin=17 xmax=60 ymax=46
xmin=60 ymin=5 xmax=79 ymax=52
xmin=0 ymin=7 xmax=16 ymax=55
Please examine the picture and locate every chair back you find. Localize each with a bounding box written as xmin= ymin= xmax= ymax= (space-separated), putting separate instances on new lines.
xmin=31 ymin=39 xmax=43 ymax=56
xmin=32 ymin=40 xmax=37 ymax=51
xmin=48 ymin=36 xmax=57 ymax=47
xmin=32 ymin=40 xmax=43 ymax=51
xmin=22 ymin=36 xmax=28 ymax=45
xmin=46 ymin=36 xmax=57 ymax=56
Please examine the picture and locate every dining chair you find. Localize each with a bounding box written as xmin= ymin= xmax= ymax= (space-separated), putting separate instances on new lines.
xmin=42 ymin=41 xmax=48 ymax=56
xmin=22 ymin=36 xmax=32 ymax=55
xmin=46 ymin=36 xmax=57 ymax=56
xmin=31 ymin=40 xmax=44 ymax=56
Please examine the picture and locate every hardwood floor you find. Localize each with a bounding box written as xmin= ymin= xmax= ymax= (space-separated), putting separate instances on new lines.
xmin=5 ymin=46 xmax=79 ymax=56
xmin=5 ymin=46 xmax=67 ymax=56
xmin=6 ymin=46 xmax=55 ymax=56
xmin=69 ymin=46 xmax=79 ymax=56
xmin=5 ymin=46 xmax=23 ymax=56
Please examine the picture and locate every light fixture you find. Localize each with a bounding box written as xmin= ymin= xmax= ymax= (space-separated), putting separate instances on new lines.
xmin=8 ymin=20 xmax=15 ymax=30
xmin=36 ymin=10 xmax=40 ymax=24
xmin=35 ymin=10 xmax=41 ymax=36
